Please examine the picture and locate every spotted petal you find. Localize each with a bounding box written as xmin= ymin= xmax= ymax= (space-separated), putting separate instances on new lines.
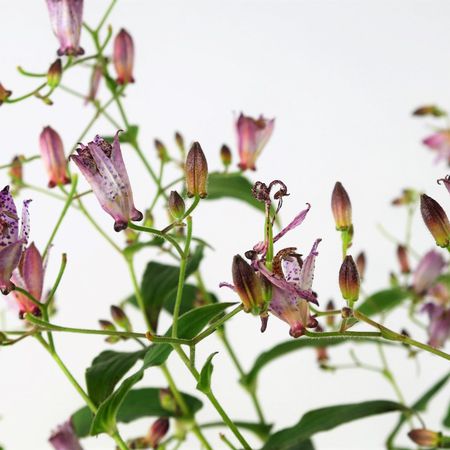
xmin=0 ymin=241 xmax=23 ymax=294
xmin=0 ymin=186 xmax=19 ymax=248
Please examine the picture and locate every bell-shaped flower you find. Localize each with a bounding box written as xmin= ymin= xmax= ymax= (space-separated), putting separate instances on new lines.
xmin=236 ymin=113 xmax=275 ymax=171
xmin=113 ymin=29 xmax=135 ymax=85
xmin=40 ymin=126 xmax=70 ymax=188
xmin=10 ymin=243 xmax=44 ymax=318
xmin=423 ymin=131 xmax=450 ymax=164
xmin=49 ymin=420 xmax=83 ymax=450
xmin=412 ymin=250 xmax=446 ymax=295
xmin=71 ymin=131 xmax=143 ymax=231
xmin=46 ymin=0 xmax=84 ymax=56
xmin=0 ymin=186 xmax=30 ymax=294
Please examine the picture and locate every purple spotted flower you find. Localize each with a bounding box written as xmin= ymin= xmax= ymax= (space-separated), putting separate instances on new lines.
xmin=236 ymin=113 xmax=275 ymax=171
xmin=0 ymin=186 xmax=30 ymax=294
xmin=46 ymin=0 xmax=84 ymax=56
xmin=412 ymin=250 xmax=446 ymax=295
xmin=49 ymin=420 xmax=83 ymax=450
xmin=71 ymin=131 xmax=143 ymax=231
xmin=422 ymin=131 xmax=450 ymax=164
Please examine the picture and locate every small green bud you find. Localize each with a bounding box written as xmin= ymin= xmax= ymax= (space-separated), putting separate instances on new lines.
xmin=220 ymin=144 xmax=232 ymax=168
xmin=47 ymin=59 xmax=62 ymax=88
xmin=110 ymin=305 xmax=132 ymax=331
xmin=154 ymin=139 xmax=170 ymax=162
xmin=168 ymin=191 xmax=185 ymax=220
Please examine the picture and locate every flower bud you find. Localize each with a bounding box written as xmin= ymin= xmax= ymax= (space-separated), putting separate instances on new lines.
xmin=85 ymin=62 xmax=102 ymax=104
xmin=110 ymin=305 xmax=132 ymax=331
xmin=326 ymin=300 xmax=335 ymax=327
xmin=159 ymin=388 xmax=177 ymax=414
xmin=39 ymin=127 xmax=70 ymax=188
xmin=331 ymin=182 xmax=352 ymax=231
xmin=185 ymin=142 xmax=208 ymax=198
xmin=47 ymin=59 xmax=62 ymax=88
xmin=0 ymin=83 xmax=12 ymax=106
xmin=408 ymin=429 xmax=441 ymax=447
xmin=392 ymin=188 xmax=416 ymax=206
xmin=220 ymin=144 xmax=232 ymax=168
xmin=397 ymin=245 xmax=410 ymax=274
xmin=168 ymin=191 xmax=185 ymax=220
xmin=355 ymin=251 xmax=366 ymax=280
xmin=154 ymin=139 xmax=170 ymax=162
xmin=412 ymin=105 xmax=446 ymax=117
xmin=232 ymin=255 xmax=265 ymax=313
xmin=147 ymin=418 xmax=170 ymax=449
xmin=99 ymin=319 xmax=120 ymax=344
xmin=420 ymin=194 xmax=450 ymax=248
xmin=175 ymin=131 xmax=185 ymax=155
xmin=9 ymin=156 xmax=23 ymax=193
xmin=339 ymin=255 xmax=360 ymax=303
xmin=114 ymin=29 xmax=135 ymax=85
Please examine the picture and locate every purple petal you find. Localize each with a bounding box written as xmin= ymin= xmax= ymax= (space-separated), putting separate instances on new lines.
xmin=273 ymin=204 xmax=311 ymax=244
xmin=21 ymin=243 xmax=44 ymax=301
xmin=49 ymin=420 xmax=83 ymax=450
xmin=298 ymin=239 xmax=321 ymax=291
xmin=0 ymin=241 xmax=23 ymax=294
xmin=19 ymin=199 xmax=31 ymax=247
xmin=0 ymin=186 xmax=19 ymax=248
xmin=412 ymin=250 xmax=446 ymax=294
xmin=219 ymin=281 xmax=236 ymax=291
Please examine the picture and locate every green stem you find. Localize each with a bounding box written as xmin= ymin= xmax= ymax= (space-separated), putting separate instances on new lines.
xmin=6 ymin=82 xmax=47 ymax=103
xmin=0 ymin=155 xmax=40 ymax=170
xmin=13 ymin=287 xmax=42 ymax=311
xmin=96 ymin=0 xmax=117 ymax=31
xmin=162 ymin=196 xmax=200 ymax=234
xmin=304 ymin=329 xmax=381 ymax=339
xmin=220 ymin=433 xmax=239 ymax=450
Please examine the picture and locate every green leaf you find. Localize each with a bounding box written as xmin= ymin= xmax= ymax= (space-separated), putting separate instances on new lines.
xmin=85 ymin=349 xmax=146 ymax=406
xmin=196 ymin=352 xmax=218 ymax=394
xmin=262 ymin=400 xmax=406 ymax=450
xmin=206 ymin=172 xmax=264 ymax=212
xmin=72 ymin=388 xmax=203 ymax=438
xmin=129 ymin=245 xmax=204 ymax=330
xmin=356 ymin=288 xmax=410 ymax=317
xmin=243 ymin=337 xmax=389 ymax=388
xmin=444 ymin=402 xmax=450 ymax=428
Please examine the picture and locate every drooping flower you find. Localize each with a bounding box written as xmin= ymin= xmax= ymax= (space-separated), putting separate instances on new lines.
xmin=113 ymin=29 xmax=135 ymax=85
xmin=236 ymin=113 xmax=275 ymax=171
xmin=39 ymin=126 xmax=70 ymax=188
xmin=420 ymin=194 xmax=450 ymax=248
xmin=71 ymin=131 xmax=143 ymax=231
xmin=10 ymin=243 xmax=44 ymax=318
xmin=46 ymin=0 xmax=84 ymax=57
xmin=49 ymin=420 xmax=83 ymax=450
xmin=422 ymin=131 xmax=450 ymax=164
xmin=0 ymin=186 xmax=30 ymax=294
xmin=412 ymin=250 xmax=446 ymax=295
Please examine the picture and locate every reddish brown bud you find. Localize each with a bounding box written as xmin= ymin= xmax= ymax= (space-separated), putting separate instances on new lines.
xmin=113 ymin=29 xmax=135 ymax=85
xmin=331 ymin=182 xmax=352 ymax=230
xmin=185 ymin=142 xmax=208 ymax=198
xmin=412 ymin=105 xmax=446 ymax=117
xmin=220 ymin=144 xmax=232 ymax=168
xmin=396 ymin=245 xmax=410 ymax=274
xmin=110 ymin=305 xmax=132 ymax=331
xmin=99 ymin=319 xmax=120 ymax=343
xmin=154 ymin=139 xmax=170 ymax=162
xmin=175 ymin=131 xmax=185 ymax=155
xmin=408 ymin=429 xmax=441 ymax=447
xmin=420 ymin=194 xmax=450 ymax=248
xmin=326 ymin=300 xmax=335 ymax=327
xmin=168 ymin=191 xmax=185 ymax=220
xmin=355 ymin=252 xmax=366 ymax=280
xmin=339 ymin=256 xmax=360 ymax=303
xmin=147 ymin=418 xmax=169 ymax=449
xmin=232 ymin=255 xmax=264 ymax=313
xmin=47 ymin=59 xmax=62 ymax=88
xmin=9 ymin=156 xmax=23 ymax=190
xmin=0 ymin=83 xmax=12 ymax=105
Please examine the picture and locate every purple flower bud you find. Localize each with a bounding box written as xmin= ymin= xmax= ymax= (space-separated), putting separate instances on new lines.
xmin=85 ymin=63 xmax=102 ymax=104
xmin=331 ymin=182 xmax=352 ymax=231
xmin=147 ymin=418 xmax=169 ymax=449
xmin=49 ymin=420 xmax=83 ymax=450
xmin=46 ymin=0 xmax=84 ymax=57
xmin=391 ymin=188 xmax=416 ymax=206
xmin=355 ymin=251 xmax=366 ymax=280
xmin=339 ymin=255 xmax=360 ymax=303
xmin=421 ymin=194 xmax=450 ymax=248
xmin=0 ymin=84 xmax=12 ymax=106
xmin=47 ymin=59 xmax=62 ymax=88
xmin=9 ymin=156 xmax=23 ymax=191
xmin=326 ymin=299 xmax=335 ymax=327
xmin=114 ymin=29 xmax=135 ymax=85
xmin=408 ymin=429 xmax=441 ymax=447
xmin=40 ymin=127 xmax=70 ymax=189
xmin=236 ymin=113 xmax=274 ymax=171
xmin=71 ymin=131 xmax=143 ymax=232
xmin=185 ymin=142 xmax=208 ymax=198
xmin=175 ymin=131 xmax=185 ymax=155
xmin=220 ymin=144 xmax=232 ymax=168
xmin=397 ymin=245 xmax=410 ymax=274
xmin=168 ymin=191 xmax=185 ymax=220
xmin=412 ymin=250 xmax=445 ymax=294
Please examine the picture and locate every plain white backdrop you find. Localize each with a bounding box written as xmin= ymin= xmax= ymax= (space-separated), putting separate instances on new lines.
xmin=1 ymin=0 xmax=450 ymax=449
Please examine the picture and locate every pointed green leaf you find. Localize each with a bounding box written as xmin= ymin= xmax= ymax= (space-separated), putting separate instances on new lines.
xmin=262 ymin=400 xmax=406 ymax=450
xmin=356 ymin=288 xmax=410 ymax=317
xmin=196 ymin=352 xmax=218 ymax=394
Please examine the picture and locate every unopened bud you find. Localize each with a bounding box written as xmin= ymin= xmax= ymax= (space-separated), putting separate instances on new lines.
xmin=408 ymin=429 xmax=441 ymax=447
xmin=113 ymin=29 xmax=135 ymax=85
xmin=185 ymin=142 xmax=208 ymax=198
xmin=420 ymin=194 xmax=450 ymax=248
xmin=389 ymin=272 xmax=399 ymax=288
xmin=159 ymin=388 xmax=177 ymax=414
xmin=47 ymin=59 xmax=62 ymax=88
xmin=355 ymin=252 xmax=366 ymax=280
xmin=154 ymin=139 xmax=170 ymax=162
xmin=412 ymin=105 xmax=446 ymax=117
xmin=341 ymin=307 xmax=353 ymax=319
xmin=110 ymin=305 xmax=132 ymax=331
xmin=392 ymin=188 xmax=416 ymax=206
xmin=326 ymin=300 xmax=335 ymax=327
xmin=331 ymin=182 xmax=352 ymax=231
xmin=220 ymin=144 xmax=232 ymax=168
xmin=339 ymin=256 xmax=360 ymax=303
xmin=0 ymin=83 xmax=12 ymax=105
xmin=144 ymin=210 xmax=154 ymax=228
xmin=168 ymin=191 xmax=185 ymax=220
xmin=175 ymin=132 xmax=185 ymax=155
xmin=232 ymin=255 xmax=264 ymax=313
xmin=0 ymin=332 xmax=7 ymax=343
xmin=99 ymin=319 xmax=120 ymax=343
xmin=397 ymin=245 xmax=410 ymax=274
xmin=9 ymin=156 xmax=23 ymax=188
xmin=147 ymin=418 xmax=170 ymax=449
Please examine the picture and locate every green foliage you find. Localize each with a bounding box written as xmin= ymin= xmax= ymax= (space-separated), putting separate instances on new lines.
xmin=196 ymin=352 xmax=218 ymax=394
xmin=104 ymin=125 xmax=139 ymax=145
xmin=357 ymin=288 xmax=410 ymax=317
xmin=262 ymin=400 xmax=406 ymax=450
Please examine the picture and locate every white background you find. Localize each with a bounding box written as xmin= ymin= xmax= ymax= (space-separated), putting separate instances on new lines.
xmin=1 ymin=1 xmax=450 ymax=449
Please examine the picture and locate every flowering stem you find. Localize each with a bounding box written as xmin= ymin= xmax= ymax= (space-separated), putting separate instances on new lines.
xmin=43 ymin=175 xmax=78 ymax=259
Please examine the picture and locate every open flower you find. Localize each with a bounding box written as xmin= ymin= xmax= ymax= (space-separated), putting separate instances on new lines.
xmin=46 ymin=0 xmax=84 ymax=56
xmin=49 ymin=420 xmax=83 ymax=450
xmin=71 ymin=131 xmax=143 ymax=231
xmin=422 ymin=131 xmax=450 ymax=164
xmin=0 ymin=186 xmax=30 ymax=294
xmin=412 ymin=250 xmax=446 ymax=295
xmin=236 ymin=113 xmax=275 ymax=171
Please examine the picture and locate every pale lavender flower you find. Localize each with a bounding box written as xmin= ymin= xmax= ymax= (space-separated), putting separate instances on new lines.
xmin=49 ymin=420 xmax=83 ymax=450
xmin=412 ymin=250 xmax=446 ymax=294
xmin=0 ymin=186 xmax=30 ymax=294
xmin=71 ymin=132 xmax=143 ymax=231
xmin=46 ymin=0 xmax=84 ymax=56
xmin=422 ymin=302 xmax=450 ymax=348
xmin=422 ymin=131 xmax=450 ymax=164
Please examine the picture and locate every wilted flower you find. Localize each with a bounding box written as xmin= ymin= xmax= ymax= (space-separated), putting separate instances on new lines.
xmin=47 ymin=59 xmax=62 ymax=88
xmin=420 ymin=194 xmax=450 ymax=248
xmin=438 ymin=175 xmax=450 ymax=195
xmin=408 ymin=429 xmax=441 ymax=447
xmin=422 ymin=131 xmax=450 ymax=164
xmin=236 ymin=113 xmax=275 ymax=171
xmin=147 ymin=418 xmax=169 ymax=449
xmin=339 ymin=255 xmax=360 ymax=303
xmin=185 ymin=142 xmax=208 ymax=198
xmin=39 ymin=126 xmax=70 ymax=188
xmin=0 ymin=186 xmax=30 ymax=294
xmin=0 ymin=84 xmax=12 ymax=106
xmin=46 ymin=0 xmax=84 ymax=56
xmin=85 ymin=63 xmax=102 ymax=104
xmin=331 ymin=182 xmax=352 ymax=231
xmin=412 ymin=250 xmax=446 ymax=294
xmin=10 ymin=243 xmax=44 ymax=318
xmin=49 ymin=420 xmax=83 ymax=450
xmin=114 ymin=29 xmax=135 ymax=85
xmin=71 ymin=131 xmax=143 ymax=231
